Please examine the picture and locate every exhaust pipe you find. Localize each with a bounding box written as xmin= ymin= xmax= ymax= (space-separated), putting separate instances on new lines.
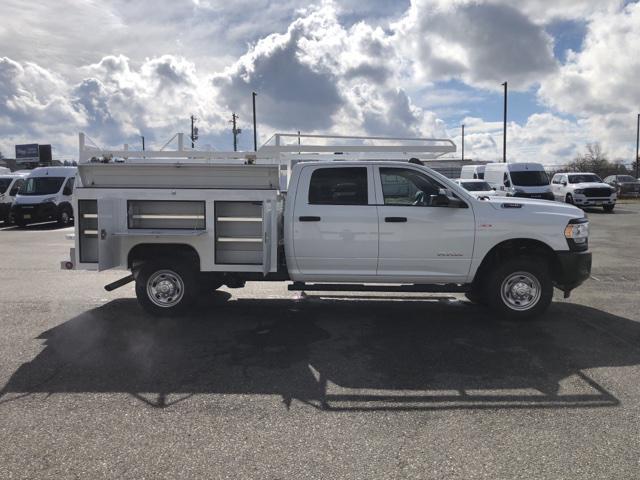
xmin=104 ymin=274 xmax=134 ymax=292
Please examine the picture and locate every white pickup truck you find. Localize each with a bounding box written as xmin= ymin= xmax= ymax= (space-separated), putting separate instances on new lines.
xmin=63 ymin=133 xmax=591 ymax=320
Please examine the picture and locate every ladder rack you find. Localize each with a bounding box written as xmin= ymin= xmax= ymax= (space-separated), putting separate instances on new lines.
xmin=77 ymin=132 xmax=457 ymax=191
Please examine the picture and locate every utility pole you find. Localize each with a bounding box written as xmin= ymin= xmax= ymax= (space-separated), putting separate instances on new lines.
xmin=231 ymin=113 xmax=241 ymax=152
xmin=502 ymin=81 xmax=507 ymax=163
xmin=141 ymin=136 xmax=145 ymax=151
xmin=190 ymin=115 xmax=198 ymax=148
xmin=636 ymin=113 xmax=639 ymax=179
xmin=461 ymin=124 xmax=465 ymax=161
xmin=252 ymin=92 xmax=258 ymax=151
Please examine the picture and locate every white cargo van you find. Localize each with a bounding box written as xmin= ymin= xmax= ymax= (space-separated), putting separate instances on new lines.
xmin=62 ymin=133 xmax=591 ymax=320
xmin=0 ymin=172 xmax=28 ymax=223
xmin=484 ymin=163 xmax=553 ymax=200
xmin=12 ymin=167 xmax=77 ymax=227
xmin=460 ymin=165 xmax=485 ymax=180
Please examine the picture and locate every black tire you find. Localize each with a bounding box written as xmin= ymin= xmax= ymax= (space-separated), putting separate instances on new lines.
xmin=565 ymin=194 xmax=573 ymax=205
xmin=486 ymin=257 xmax=553 ymax=320
xmin=135 ymin=261 xmax=199 ymax=316
xmin=464 ymin=287 xmax=487 ymax=306
xmin=603 ymin=204 xmax=615 ymax=213
xmin=57 ymin=205 xmax=73 ymax=226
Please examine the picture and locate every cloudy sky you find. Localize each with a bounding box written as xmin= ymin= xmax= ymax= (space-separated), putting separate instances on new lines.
xmin=0 ymin=0 xmax=639 ymax=165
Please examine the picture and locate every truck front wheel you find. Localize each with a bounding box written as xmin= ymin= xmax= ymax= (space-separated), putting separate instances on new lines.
xmin=486 ymin=257 xmax=553 ymax=320
xmin=135 ymin=261 xmax=199 ymax=316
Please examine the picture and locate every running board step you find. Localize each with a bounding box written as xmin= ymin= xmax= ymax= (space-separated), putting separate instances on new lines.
xmin=288 ymin=282 xmax=470 ymax=293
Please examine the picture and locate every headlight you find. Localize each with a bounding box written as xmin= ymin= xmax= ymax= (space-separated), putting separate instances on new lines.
xmin=41 ymin=196 xmax=56 ymax=204
xmin=564 ymin=218 xmax=589 ymax=251
xmin=574 ymin=189 xmax=584 ymax=194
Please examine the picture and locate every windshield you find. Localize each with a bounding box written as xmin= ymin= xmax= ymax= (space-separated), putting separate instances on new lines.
xmin=0 ymin=178 xmax=11 ymax=194
xmin=618 ymin=175 xmax=636 ymax=182
xmin=569 ymin=174 xmax=602 ymax=184
xmin=461 ymin=181 xmax=492 ymax=191
xmin=510 ymin=171 xmax=549 ymax=187
xmin=21 ymin=177 xmax=65 ymax=195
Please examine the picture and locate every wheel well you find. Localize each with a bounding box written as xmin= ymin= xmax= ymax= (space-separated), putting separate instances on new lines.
xmin=127 ymin=243 xmax=201 ymax=270
xmin=473 ymin=239 xmax=558 ymax=286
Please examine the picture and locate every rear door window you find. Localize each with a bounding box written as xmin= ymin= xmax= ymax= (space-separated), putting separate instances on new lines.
xmin=308 ymin=167 xmax=368 ymax=205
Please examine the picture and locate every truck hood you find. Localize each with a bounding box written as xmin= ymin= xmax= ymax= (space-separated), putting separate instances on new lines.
xmin=571 ymin=182 xmax=613 ymax=189
xmin=483 ymin=196 xmax=584 ymax=216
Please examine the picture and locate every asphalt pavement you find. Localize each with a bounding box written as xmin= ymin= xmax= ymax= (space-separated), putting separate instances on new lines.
xmin=1 ymin=204 xmax=640 ymax=479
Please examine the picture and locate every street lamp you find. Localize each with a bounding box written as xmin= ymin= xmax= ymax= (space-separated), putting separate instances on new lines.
xmin=502 ymin=81 xmax=507 ymax=163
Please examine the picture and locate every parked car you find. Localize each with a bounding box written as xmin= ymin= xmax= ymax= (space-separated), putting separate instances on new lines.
xmin=11 ymin=167 xmax=77 ymax=227
xmin=603 ymin=175 xmax=640 ymax=197
xmin=550 ymin=172 xmax=616 ymax=212
xmin=484 ymin=162 xmax=554 ymax=200
xmin=0 ymin=172 xmax=28 ymax=223
xmin=460 ymin=165 xmax=485 ymax=180
xmin=454 ymin=179 xmax=497 ymax=197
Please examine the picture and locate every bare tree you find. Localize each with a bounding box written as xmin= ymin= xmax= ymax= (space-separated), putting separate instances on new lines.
xmin=567 ymin=143 xmax=627 ymax=178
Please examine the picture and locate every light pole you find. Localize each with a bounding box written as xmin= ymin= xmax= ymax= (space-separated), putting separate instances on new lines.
xmin=190 ymin=115 xmax=198 ymax=148
xmin=141 ymin=136 xmax=145 ymax=151
xmin=461 ymin=124 xmax=465 ymax=161
xmin=502 ymin=81 xmax=507 ymax=163
xmin=231 ymin=113 xmax=241 ymax=152
xmin=636 ymin=113 xmax=640 ymax=178
xmin=252 ymin=92 xmax=258 ymax=151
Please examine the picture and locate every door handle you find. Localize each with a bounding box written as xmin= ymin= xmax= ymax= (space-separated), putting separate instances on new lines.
xmin=299 ymin=216 xmax=321 ymax=222
xmin=385 ymin=217 xmax=407 ymax=223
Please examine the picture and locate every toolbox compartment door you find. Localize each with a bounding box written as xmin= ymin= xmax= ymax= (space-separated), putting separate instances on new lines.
xmin=97 ymin=198 xmax=122 ymax=271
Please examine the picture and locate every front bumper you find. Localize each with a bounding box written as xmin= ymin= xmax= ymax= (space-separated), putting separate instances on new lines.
xmin=511 ymin=191 xmax=555 ymax=200
xmin=572 ymin=195 xmax=616 ymax=206
xmin=554 ymin=251 xmax=592 ymax=292
xmin=11 ymin=202 xmax=58 ymax=223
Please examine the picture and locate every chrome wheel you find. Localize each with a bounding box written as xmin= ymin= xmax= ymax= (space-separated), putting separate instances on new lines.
xmin=500 ymin=271 xmax=541 ymax=311
xmin=61 ymin=211 xmax=70 ymax=224
xmin=146 ymin=270 xmax=185 ymax=308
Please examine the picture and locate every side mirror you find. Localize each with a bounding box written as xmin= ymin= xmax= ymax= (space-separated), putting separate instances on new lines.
xmin=63 ymin=187 xmax=72 ymax=196
xmin=9 ymin=188 xmax=19 ymax=196
xmin=491 ymin=187 xmax=496 ymax=191
xmin=561 ymin=181 xmax=567 ymax=186
xmin=430 ymin=188 xmax=449 ymax=207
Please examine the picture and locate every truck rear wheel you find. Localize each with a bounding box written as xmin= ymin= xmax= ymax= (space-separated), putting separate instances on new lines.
xmin=486 ymin=257 xmax=553 ymax=320
xmin=135 ymin=261 xmax=199 ymax=316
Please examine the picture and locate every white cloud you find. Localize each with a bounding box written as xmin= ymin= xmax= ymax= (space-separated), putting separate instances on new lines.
xmin=0 ymin=0 xmax=637 ymax=167
xmin=452 ymin=113 xmax=588 ymax=166
xmin=395 ymin=0 xmax=558 ymax=90
xmin=539 ymin=2 xmax=640 ymax=160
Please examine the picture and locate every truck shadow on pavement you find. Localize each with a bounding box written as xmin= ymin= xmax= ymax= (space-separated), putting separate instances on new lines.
xmin=1 ymin=295 xmax=638 ymax=412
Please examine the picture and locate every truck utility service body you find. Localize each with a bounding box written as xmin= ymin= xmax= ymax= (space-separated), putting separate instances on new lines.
xmin=64 ymin=133 xmax=591 ymax=319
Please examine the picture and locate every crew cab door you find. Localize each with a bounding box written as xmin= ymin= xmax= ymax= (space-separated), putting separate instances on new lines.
xmin=292 ymin=165 xmax=378 ymax=278
xmin=374 ymin=166 xmax=474 ymax=282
